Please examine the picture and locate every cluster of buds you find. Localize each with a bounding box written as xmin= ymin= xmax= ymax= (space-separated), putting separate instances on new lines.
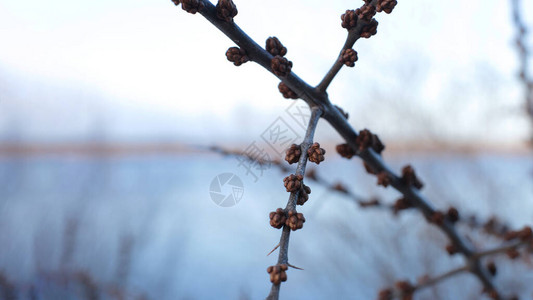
xmin=336 ymin=143 xmax=355 ymax=159
xmin=341 ymin=10 xmax=358 ymax=30
xmin=504 ymin=226 xmax=533 ymax=242
xmin=401 ymin=165 xmax=423 ymax=189
xmin=297 ymin=184 xmax=312 ymax=205
xmin=271 ymin=56 xmax=293 ymax=77
xmin=361 ymin=19 xmax=378 ymax=38
xmin=173 ymin=0 xmax=204 ymax=14
xmin=267 ymin=264 xmax=288 ymax=284
xmin=376 ymin=0 xmax=398 ymax=14
xmin=307 ymin=142 xmax=326 ymax=164
xmin=356 ymin=129 xmax=384 ymax=154
xmin=269 ymin=208 xmax=287 ymax=229
xmin=355 ymin=3 xmax=376 ymax=22
xmin=278 ymin=82 xmax=298 ymax=99
xmin=285 ymin=144 xmax=301 ymax=164
xmin=226 ymin=47 xmax=249 ymax=66
xmin=340 ymin=48 xmax=358 ymax=67
xmin=266 ymin=37 xmax=287 ymax=57
xmin=286 ymin=210 xmax=305 ymax=231
xmin=283 ymin=174 xmax=303 ymax=192
xmin=216 ymin=0 xmax=238 ymax=22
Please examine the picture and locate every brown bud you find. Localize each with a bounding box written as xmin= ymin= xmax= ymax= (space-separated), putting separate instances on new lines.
xmin=487 ymin=261 xmax=497 ymax=276
xmin=332 ymin=183 xmax=348 ymax=194
xmin=308 ymin=142 xmax=326 ymax=164
xmin=446 ymin=244 xmax=459 ymax=255
xmin=504 ymin=226 xmax=532 ymax=241
xmin=341 ymin=10 xmax=358 ymax=30
xmin=395 ymin=280 xmax=415 ymax=300
xmin=429 ymin=211 xmax=445 ymax=225
xmin=355 ymin=3 xmax=376 ymax=22
xmin=446 ymin=207 xmax=459 ymax=223
xmin=361 ymin=18 xmax=378 ymax=38
xmin=267 ymin=264 xmax=288 ymax=285
xmin=278 ymin=82 xmax=298 ymax=99
xmin=216 ymin=0 xmax=238 ymax=22
xmin=336 ymin=143 xmax=355 ymax=159
xmin=266 ymin=37 xmax=287 ymax=57
xmin=393 ymin=197 xmax=413 ymax=214
xmin=285 ymin=144 xmax=301 ymax=164
xmin=286 ymin=210 xmax=305 ymax=231
xmin=172 ymin=0 xmax=180 ymax=6
xmin=306 ymin=168 xmax=317 ymax=181
xmin=271 ymin=55 xmax=292 ymax=77
xmin=377 ymin=171 xmax=391 ymax=187
xmin=180 ymin=0 xmax=204 ymax=14
xmin=356 ymin=129 xmax=384 ymax=154
xmin=506 ymin=248 xmax=520 ymax=259
xmin=376 ymin=0 xmax=398 ymax=14
xmin=297 ymin=184 xmax=311 ymax=205
xmin=378 ymin=288 xmax=393 ymax=300
xmin=363 ymin=162 xmax=377 ymax=174
xmin=401 ymin=165 xmax=423 ymax=189
xmin=340 ymin=48 xmax=358 ymax=67
xmin=283 ymin=174 xmax=303 ymax=193
xmin=226 ymin=47 xmax=249 ymax=66
xmin=269 ymin=208 xmax=287 ymax=229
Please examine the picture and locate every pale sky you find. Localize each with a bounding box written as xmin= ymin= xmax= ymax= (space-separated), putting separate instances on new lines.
xmin=0 ymin=0 xmax=532 ymax=145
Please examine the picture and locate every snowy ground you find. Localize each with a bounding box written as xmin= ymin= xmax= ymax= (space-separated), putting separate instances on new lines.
xmin=0 ymin=152 xmax=532 ymax=299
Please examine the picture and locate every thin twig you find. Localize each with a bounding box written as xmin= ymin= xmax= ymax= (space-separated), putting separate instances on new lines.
xmin=415 ymin=265 xmax=469 ymax=291
xmin=266 ymin=107 xmax=322 ymax=300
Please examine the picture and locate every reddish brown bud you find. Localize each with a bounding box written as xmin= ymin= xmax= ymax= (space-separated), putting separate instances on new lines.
xmin=172 ymin=0 xmax=180 ymax=6
xmin=487 ymin=261 xmax=497 ymax=276
xmin=401 ymin=165 xmax=423 ymax=189
xmin=266 ymin=37 xmax=287 ymax=57
xmin=429 ymin=211 xmax=445 ymax=225
xmin=356 ymin=129 xmax=384 ymax=154
xmin=446 ymin=207 xmax=459 ymax=223
xmin=355 ymin=3 xmax=376 ymax=22
xmin=216 ymin=0 xmax=238 ymax=22
xmin=308 ymin=142 xmax=326 ymax=164
xmin=267 ymin=264 xmax=288 ymax=285
xmin=377 ymin=171 xmax=391 ymax=187
xmin=504 ymin=226 xmax=532 ymax=241
xmin=283 ymin=174 xmax=303 ymax=193
xmin=395 ymin=280 xmax=415 ymax=300
xmin=361 ymin=19 xmax=378 ymax=38
xmin=376 ymin=0 xmax=398 ymax=14
xmin=297 ymin=184 xmax=311 ymax=205
xmin=226 ymin=47 xmax=249 ymax=66
xmin=363 ymin=162 xmax=377 ymax=174
xmin=341 ymin=10 xmax=358 ymax=30
xmin=378 ymin=288 xmax=393 ymax=300
xmin=269 ymin=208 xmax=287 ymax=229
xmin=506 ymin=248 xmax=520 ymax=259
xmin=332 ymin=182 xmax=348 ymax=194
xmin=336 ymin=143 xmax=355 ymax=159
xmin=285 ymin=144 xmax=301 ymax=164
xmin=180 ymin=0 xmax=204 ymax=14
xmin=271 ymin=56 xmax=292 ymax=77
xmin=278 ymin=82 xmax=298 ymax=99
xmin=340 ymin=48 xmax=358 ymax=67
xmin=285 ymin=210 xmax=305 ymax=231
xmin=446 ymin=244 xmax=459 ymax=255
xmin=393 ymin=197 xmax=413 ymax=214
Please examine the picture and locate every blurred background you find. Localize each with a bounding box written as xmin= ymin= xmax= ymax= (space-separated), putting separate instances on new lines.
xmin=1 ymin=0 xmax=532 ymax=299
